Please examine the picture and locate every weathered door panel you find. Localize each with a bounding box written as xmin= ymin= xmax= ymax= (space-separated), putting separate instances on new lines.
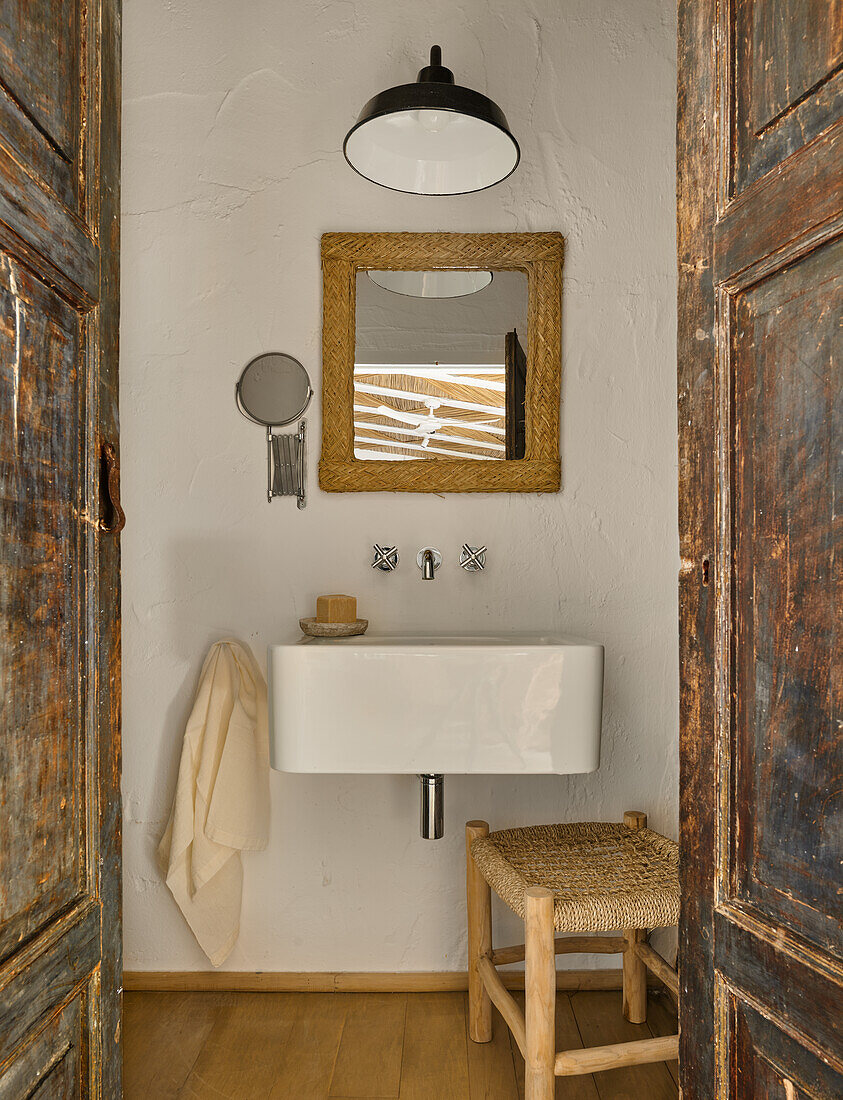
xmin=727 ymin=991 xmax=842 ymax=1100
xmin=714 ymin=910 xmax=842 ymax=1078
xmin=0 ymin=0 xmax=121 ymax=1095
xmin=0 ymin=981 xmax=87 ymax=1098
xmin=0 ymin=0 xmax=83 ymax=213
xmin=0 ymin=255 xmax=87 ymax=964
xmin=678 ymin=0 xmax=841 ymax=1095
xmin=732 ymin=0 xmax=843 ymax=194
xmin=730 ymin=239 xmax=841 ymax=953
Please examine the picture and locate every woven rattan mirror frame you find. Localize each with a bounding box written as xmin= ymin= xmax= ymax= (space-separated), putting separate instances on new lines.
xmin=319 ymin=231 xmax=563 ymax=493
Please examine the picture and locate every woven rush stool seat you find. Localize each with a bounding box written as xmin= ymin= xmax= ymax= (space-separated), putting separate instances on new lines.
xmin=470 ymin=821 xmax=679 ymax=932
xmin=465 ymin=811 xmax=680 ymax=1098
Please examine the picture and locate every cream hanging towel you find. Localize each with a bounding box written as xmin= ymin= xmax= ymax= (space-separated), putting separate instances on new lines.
xmin=158 ymin=639 xmax=269 ymax=966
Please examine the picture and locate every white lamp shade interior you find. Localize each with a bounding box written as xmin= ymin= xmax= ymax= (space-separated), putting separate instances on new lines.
xmin=367 ymin=269 xmax=493 ymax=298
xmin=345 ymin=110 xmax=519 ymax=195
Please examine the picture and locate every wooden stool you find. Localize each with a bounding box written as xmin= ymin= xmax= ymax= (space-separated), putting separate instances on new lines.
xmin=465 ymin=811 xmax=679 ymax=1099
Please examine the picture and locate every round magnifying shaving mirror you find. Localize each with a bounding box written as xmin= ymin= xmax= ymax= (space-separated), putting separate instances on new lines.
xmin=236 ymin=352 xmax=312 ymax=427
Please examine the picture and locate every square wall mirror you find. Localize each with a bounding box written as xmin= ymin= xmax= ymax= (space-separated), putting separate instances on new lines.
xmin=355 ymin=270 xmax=527 ymax=462
xmin=319 ymin=232 xmax=563 ymax=493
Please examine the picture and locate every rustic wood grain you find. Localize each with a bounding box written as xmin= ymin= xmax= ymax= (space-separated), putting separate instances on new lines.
xmin=0 ymin=904 xmax=98 ymax=1067
xmin=122 ymin=968 xmax=638 ymax=993
xmin=509 ymin=991 xmax=600 ymax=1100
xmin=95 ymin=1 xmax=124 ymax=1094
xmin=645 ymin=992 xmax=679 ymax=1087
xmin=268 ymin=993 xmax=350 ymax=1100
xmin=476 ymin=955 xmax=527 ymax=1056
xmin=464 ymin=998 xmax=520 ymax=1100
xmin=491 ymin=937 xmax=627 ymax=966
xmin=0 ymin=0 xmax=122 ymax=1093
xmin=329 ymin=992 xmax=407 ymax=1097
xmin=555 ymin=1034 xmax=679 ymax=1077
xmin=0 ymin=149 xmax=98 ymax=302
xmin=466 ymin=820 xmax=493 ymax=1043
xmin=179 ymin=992 xmax=300 ymax=1099
xmin=676 ymin=6 xmax=719 ymax=1096
xmin=0 ymin=259 xmax=85 ymax=961
xmin=731 ymin=0 xmax=843 ymax=195
xmin=678 ymin=0 xmax=842 ymax=1095
xmin=714 ymin=122 xmax=842 ymax=282
xmin=0 ymin=0 xmax=82 ymax=210
xmin=731 ymin=239 xmax=841 ymax=950
xmin=729 ymin=991 xmax=842 ymax=1097
xmin=570 ymin=991 xmax=676 ymax=1099
xmin=713 ymin=909 xmax=843 ymax=1061
xmin=398 ymin=992 xmax=471 ymax=1099
xmin=524 ymin=886 xmax=556 ymax=1098
xmin=122 ymin=989 xmax=678 ymax=1099
xmin=0 ymin=985 xmax=83 ymax=1096
xmin=122 ymin=992 xmax=225 ymax=1098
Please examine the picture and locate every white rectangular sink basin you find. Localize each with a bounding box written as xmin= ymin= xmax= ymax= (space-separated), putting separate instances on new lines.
xmin=268 ymin=634 xmax=603 ymax=775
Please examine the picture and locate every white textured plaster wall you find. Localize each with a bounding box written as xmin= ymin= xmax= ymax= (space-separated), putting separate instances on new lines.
xmin=121 ymin=0 xmax=678 ymax=973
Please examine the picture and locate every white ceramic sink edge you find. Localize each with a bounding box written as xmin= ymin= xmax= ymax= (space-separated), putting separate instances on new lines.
xmin=268 ymin=633 xmax=604 ymax=776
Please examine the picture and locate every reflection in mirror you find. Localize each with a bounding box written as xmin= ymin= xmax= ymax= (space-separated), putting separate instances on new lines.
xmin=353 ymin=271 xmax=528 ymax=461
xmin=367 ymin=270 xmax=493 ymax=298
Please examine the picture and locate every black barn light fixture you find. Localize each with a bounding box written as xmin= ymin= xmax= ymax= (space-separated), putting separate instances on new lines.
xmin=343 ymin=45 xmax=520 ymax=196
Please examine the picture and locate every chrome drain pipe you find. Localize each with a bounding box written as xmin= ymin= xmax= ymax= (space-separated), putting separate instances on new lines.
xmin=419 ymin=774 xmax=444 ymax=839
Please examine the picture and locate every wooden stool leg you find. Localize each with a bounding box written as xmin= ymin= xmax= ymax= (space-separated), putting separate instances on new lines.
xmin=466 ymin=820 xmax=492 ymax=1043
xmin=622 ymin=810 xmax=648 ymax=1024
xmin=525 ymin=886 xmax=555 ymax=1100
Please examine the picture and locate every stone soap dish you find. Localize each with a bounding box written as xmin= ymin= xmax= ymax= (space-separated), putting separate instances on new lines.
xmin=299 ymin=618 xmax=369 ymax=638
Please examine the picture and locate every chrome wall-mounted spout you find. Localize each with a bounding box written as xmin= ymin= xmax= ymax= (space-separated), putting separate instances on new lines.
xmin=419 ymin=774 xmax=444 ymax=839
xmin=417 ymin=546 xmax=441 ymax=580
xmin=422 ymin=549 xmax=435 ymax=580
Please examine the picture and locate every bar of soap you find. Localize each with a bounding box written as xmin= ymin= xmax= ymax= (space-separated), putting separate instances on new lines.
xmin=316 ymin=594 xmax=357 ymax=624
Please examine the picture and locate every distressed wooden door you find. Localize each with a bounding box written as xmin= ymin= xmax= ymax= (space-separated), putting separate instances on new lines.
xmin=677 ymin=0 xmax=841 ymax=1095
xmin=0 ymin=1 xmax=122 ymax=1095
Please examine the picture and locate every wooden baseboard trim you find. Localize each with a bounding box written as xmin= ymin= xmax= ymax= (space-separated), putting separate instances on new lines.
xmin=123 ymin=968 xmax=644 ymax=994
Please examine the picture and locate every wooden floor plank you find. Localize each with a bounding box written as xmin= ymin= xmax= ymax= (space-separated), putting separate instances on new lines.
xmin=508 ymin=992 xmax=526 ymax=1099
xmin=643 ymin=993 xmax=679 ymax=1087
xmin=463 ymin=997 xmax=519 ymax=1099
xmin=552 ymin=993 xmax=602 ymax=1100
xmin=508 ymin=992 xmax=600 ymax=1100
xmin=268 ymin=993 xmax=350 ymax=1099
xmin=570 ymin=991 xmax=676 ymax=1100
xmin=329 ymin=993 xmax=407 ymax=1098
xmin=179 ymin=992 xmax=299 ymax=1099
xmin=398 ymin=992 xmax=470 ymax=1100
xmin=122 ymin=991 xmax=224 ymax=1099
xmin=122 ymin=988 xmax=678 ymax=1100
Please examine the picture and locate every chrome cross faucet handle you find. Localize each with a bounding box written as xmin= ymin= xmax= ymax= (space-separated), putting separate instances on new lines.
xmin=372 ymin=544 xmax=399 ymax=571
xmin=459 ymin=544 xmax=487 ymax=571
xmin=417 ymin=547 xmax=442 ymax=580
